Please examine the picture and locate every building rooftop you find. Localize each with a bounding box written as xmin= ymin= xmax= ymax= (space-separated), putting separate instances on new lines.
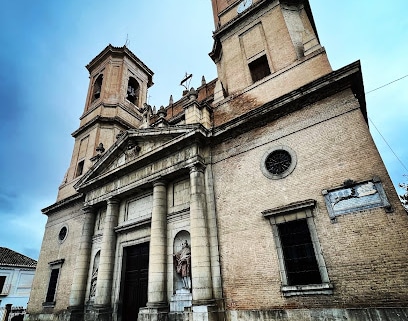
xmin=0 ymin=247 xmax=37 ymax=268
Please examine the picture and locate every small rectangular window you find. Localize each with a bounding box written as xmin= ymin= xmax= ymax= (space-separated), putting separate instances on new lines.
xmin=248 ymin=55 xmax=271 ymax=83
xmin=43 ymin=259 xmax=64 ymax=306
xmin=45 ymin=268 xmax=60 ymax=303
xmin=0 ymin=276 xmax=6 ymax=293
xmin=76 ymin=160 xmax=85 ymax=177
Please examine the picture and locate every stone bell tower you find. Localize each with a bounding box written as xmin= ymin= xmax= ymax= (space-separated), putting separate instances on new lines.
xmin=210 ymin=0 xmax=332 ymax=105
xmin=57 ymin=45 xmax=154 ymax=201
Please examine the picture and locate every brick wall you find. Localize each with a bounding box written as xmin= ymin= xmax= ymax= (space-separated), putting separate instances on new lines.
xmin=211 ymin=89 xmax=408 ymax=309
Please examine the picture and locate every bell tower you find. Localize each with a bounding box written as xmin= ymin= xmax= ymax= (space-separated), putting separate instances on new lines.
xmin=210 ymin=0 xmax=332 ymax=105
xmin=57 ymin=45 xmax=154 ymax=201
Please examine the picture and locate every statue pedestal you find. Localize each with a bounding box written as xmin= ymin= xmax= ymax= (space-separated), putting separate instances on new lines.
xmin=170 ymin=289 xmax=192 ymax=312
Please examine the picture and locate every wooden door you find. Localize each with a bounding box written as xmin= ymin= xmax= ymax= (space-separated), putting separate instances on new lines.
xmin=122 ymin=243 xmax=149 ymax=321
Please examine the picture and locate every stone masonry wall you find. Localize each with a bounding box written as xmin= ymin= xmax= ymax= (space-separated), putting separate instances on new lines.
xmin=27 ymin=200 xmax=84 ymax=316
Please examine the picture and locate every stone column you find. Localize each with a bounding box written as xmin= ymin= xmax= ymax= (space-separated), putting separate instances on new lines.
xmin=69 ymin=206 xmax=95 ymax=312
xmin=147 ymin=180 xmax=168 ymax=308
xmin=94 ymin=197 xmax=120 ymax=308
xmin=189 ymin=164 xmax=214 ymax=304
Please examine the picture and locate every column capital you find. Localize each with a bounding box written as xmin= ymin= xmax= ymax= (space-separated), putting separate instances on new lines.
xmin=188 ymin=162 xmax=206 ymax=174
xmin=152 ymin=178 xmax=167 ymax=188
xmin=82 ymin=205 xmax=94 ymax=214
xmin=107 ymin=197 xmax=120 ymax=206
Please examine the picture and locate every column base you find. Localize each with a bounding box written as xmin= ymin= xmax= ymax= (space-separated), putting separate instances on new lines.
xmin=67 ymin=306 xmax=85 ymax=321
xmin=191 ymin=304 xmax=219 ymax=321
xmin=139 ymin=306 xmax=169 ymax=321
xmin=146 ymin=301 xmax=169 ymax=309
xmin=85 ymin=304 xmax=112 ymax=321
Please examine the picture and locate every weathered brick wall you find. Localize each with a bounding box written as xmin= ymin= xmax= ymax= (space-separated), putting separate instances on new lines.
xmin=213 ymin=3 xmax=332 ymax=125
xmin=211 ymin=89 xmax=408 ymax=310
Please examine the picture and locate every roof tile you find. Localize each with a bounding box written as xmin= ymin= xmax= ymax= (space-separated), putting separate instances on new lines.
xmin=0 ymin=247 xmax=37 ymax=268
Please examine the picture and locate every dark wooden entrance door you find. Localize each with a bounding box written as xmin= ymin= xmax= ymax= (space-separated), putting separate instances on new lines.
xmin=122 ymin=242 xmax=149 ymax=321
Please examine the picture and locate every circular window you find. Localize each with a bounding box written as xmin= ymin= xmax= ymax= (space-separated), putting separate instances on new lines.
xmin=265 ymin=150 xmax=292 ymax=175
xmin=261 ymin=146 xmax=297 ymax=179
xmin=58 ymin=226 xmax=68 ymax=242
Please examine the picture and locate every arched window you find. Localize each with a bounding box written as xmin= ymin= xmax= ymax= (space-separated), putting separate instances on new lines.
xmin=127 ymin=77 xmax=140 ymax=105
xmin=92 ymin=74 xmax=103 ymax=102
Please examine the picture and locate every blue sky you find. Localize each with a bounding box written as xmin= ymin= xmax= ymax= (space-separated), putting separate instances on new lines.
xmin=0 ymin=0 xmax=406 ymax=260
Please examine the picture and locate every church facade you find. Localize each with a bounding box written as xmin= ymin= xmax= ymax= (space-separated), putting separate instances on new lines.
xmin=26 ymin=1 xmax=408 ymax=321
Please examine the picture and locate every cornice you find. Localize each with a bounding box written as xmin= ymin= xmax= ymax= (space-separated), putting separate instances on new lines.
xmin=41 ymin=193 xmax=84 ymax=216
xmin=71 ymin=116 xmax=137 ymax=138
xmin=212 ymin=60 xmax=366 ymax=142
xmin=0 ymin=265 xmax=36 ymax=270
xmin=80 ymin=101 xmax=143 ymax=122
xmin=86 ymin=44 xmax=154 ymax=87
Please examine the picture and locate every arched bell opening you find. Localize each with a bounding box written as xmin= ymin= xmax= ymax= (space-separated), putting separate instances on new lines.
xmin=126 ymin=77 xmax=140 ymax=106
xmin=91 ymin=74 xmax=103 ymax=102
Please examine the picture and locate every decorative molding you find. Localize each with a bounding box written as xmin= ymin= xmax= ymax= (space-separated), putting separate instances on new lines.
xmin=282 ymin=283 xmax=333 ymax=297
xmin=48 ymin=259 xmax=65 ymax=267
xmin=115 ymin=216 xmax=151 ymax=233
xmin=262 ymin=199 xmax=316 ymax=218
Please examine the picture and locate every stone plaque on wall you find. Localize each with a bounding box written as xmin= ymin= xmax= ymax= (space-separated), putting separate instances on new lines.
xmin=323 ymin=178 xmax=391 ymax=221
xmin=126 ymin=194 xmax=153 ymax=221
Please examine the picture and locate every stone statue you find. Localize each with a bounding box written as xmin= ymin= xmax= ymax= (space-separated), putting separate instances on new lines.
xmin=89 ymin=253 xmax=100 ymax=300
xmin=174 ymin=240 xmax=191 ymax=289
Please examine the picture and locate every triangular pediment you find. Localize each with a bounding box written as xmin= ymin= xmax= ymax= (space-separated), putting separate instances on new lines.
xmin=74 ymin=125 xmax=208 ymax=192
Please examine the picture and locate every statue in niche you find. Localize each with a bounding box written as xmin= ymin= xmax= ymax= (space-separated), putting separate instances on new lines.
xmin=173 ymin=240 xmax=191 ymax=290
xmin=89 ymin=252 xmax=100 ymax=300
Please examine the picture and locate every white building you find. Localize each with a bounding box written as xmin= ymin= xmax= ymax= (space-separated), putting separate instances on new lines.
xmin=0 ymin=247 xmax=37 ymax=308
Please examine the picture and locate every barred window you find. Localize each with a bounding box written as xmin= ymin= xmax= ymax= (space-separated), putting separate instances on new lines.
xmin=43 ymin=259 xmax=64 ymax=307
xmin=278 ymin=219 xmax=322 ymax=285
xmin=263 ymin=200 xmax=333 ymax=296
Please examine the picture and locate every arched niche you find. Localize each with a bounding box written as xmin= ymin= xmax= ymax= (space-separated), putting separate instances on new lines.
xmin=173 ymin=231 xmax=191 ymax=293
xmin=89 ymin=251 xmax=100 ymax=301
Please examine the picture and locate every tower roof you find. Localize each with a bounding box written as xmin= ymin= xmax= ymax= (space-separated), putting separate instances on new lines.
xmin=0 ymin=247 xmax=37 ymax=268
xmin=86 ymin=44 xmax=154 ymax=87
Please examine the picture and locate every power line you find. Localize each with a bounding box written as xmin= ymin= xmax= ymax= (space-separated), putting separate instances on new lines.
xmin=368 ymin=117 xmax=408 ymax=174
xmin=366 ymin=73 xmax=408 ymax=94
xmin=365 ymin=73 xmax=408 ymax=176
